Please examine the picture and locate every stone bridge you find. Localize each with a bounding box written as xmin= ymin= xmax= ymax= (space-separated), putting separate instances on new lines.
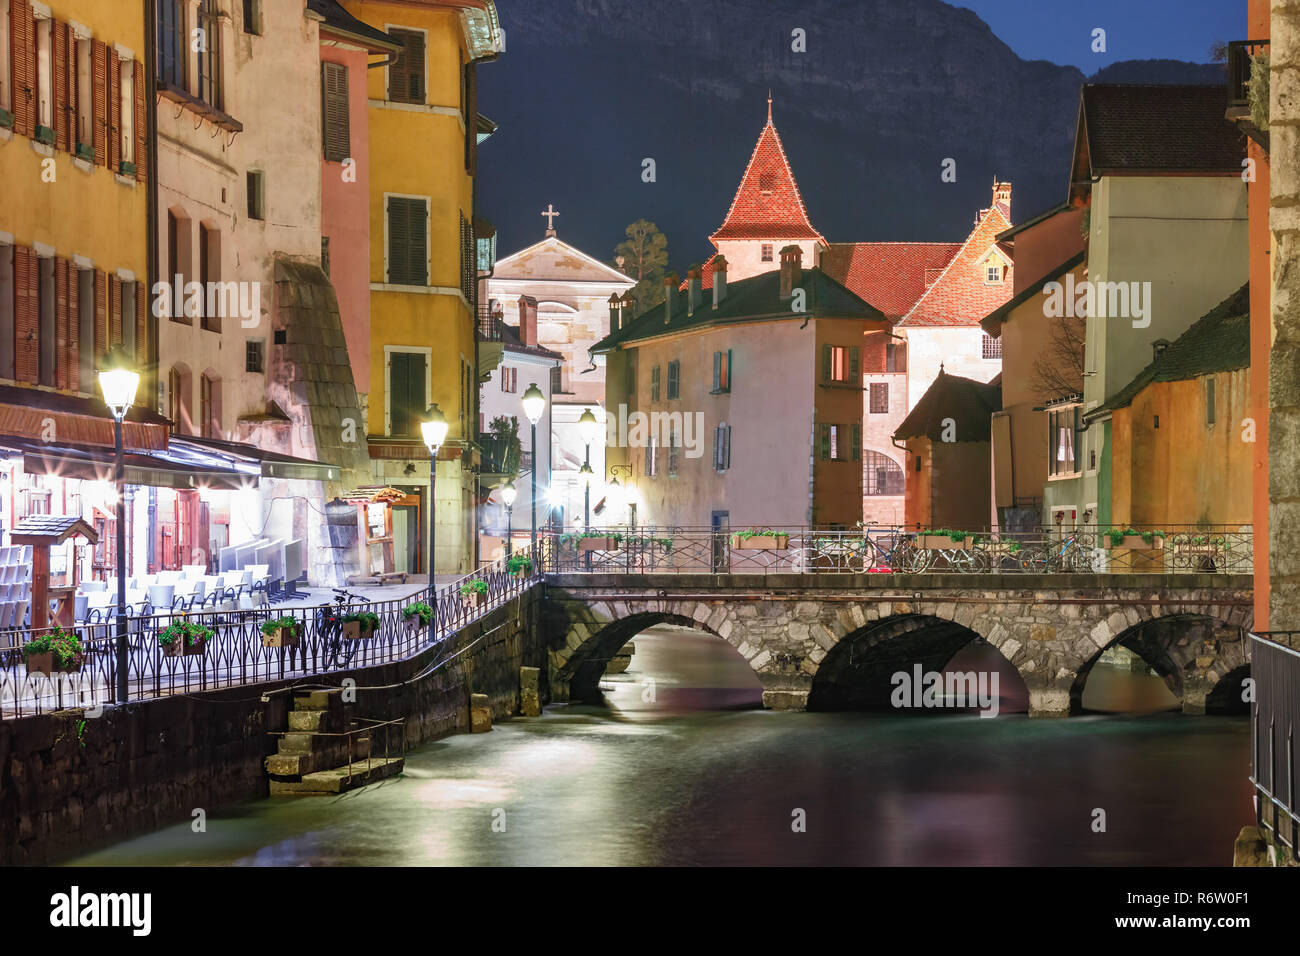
xmin=542 ymin=573 xmax=1254 ymax=716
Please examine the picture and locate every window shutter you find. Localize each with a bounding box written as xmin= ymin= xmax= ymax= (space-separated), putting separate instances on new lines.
xmin=91 ymin=39 xmax=106 ymax=166
xmin=13 ymin=245 xmax=38 ymax=385
xmin=134 ymin=60 xmax=147 ymax=181
xmin=107 ymin=52 xmax=120 ymax=171
xmin=850 ymin=346 xmax=860 ymax=382
xmin=727 ymin=349 xmax=732 ymax=388
xmin=712 ymin=426 xmax=719 ymax=470
xmin=724 ymin=425 xmax=731 ymax=469
xmin=93 ymin=268 xmax=106 ymax=355
xmin=321 ymin=62 xmax=349 ymax=163
xmin=109 ymin=273 xmax=121 ymax=345
xmin=852 ymin=423 xmax=861 ymax=461
xmin=11 ymin=0 xmax=35 ymax=137
xmin=54 ymin=257 xmax=69 ymax=390
xmin=712 ymin=351 xmax=720 ymax=391
xmin=135 ymin=279 xmax=148 ymax=367
xmin=53 ymin=19 xmax=68 ymax=151
xmin=818 ymin=423 xmax=830 ymax=461
xmin=66 ymin=262 xmax=79 ymax=392
xmin=822 ymin=344 xmax=831 ymax=383
xmin=464 ymin=62 xmax=477 ymax=173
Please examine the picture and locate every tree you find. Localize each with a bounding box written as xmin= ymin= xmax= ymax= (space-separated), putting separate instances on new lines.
xmin=1030 ymin=311 xmax=1087 ymax=402
xmin=614 ymin=219 xmax=669 ymax=312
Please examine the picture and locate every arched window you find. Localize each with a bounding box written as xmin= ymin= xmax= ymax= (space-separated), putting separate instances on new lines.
xmin=864 ymin=450 xmax=904 ymax=496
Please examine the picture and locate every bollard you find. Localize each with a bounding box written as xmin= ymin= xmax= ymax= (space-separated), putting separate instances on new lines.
xmin=519 ymin=666 xmax=541 ymax=717
xmin=470 ymin=693 xmax=492 ymax=733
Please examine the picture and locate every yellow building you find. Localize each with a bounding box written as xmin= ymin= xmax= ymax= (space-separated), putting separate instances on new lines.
xmin=343 ymin=0 xmax=503 ymax=574
xmin=1 ymin=0 xmax=151 ymax=394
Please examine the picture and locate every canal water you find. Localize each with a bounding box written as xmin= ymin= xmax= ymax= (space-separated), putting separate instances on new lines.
xmin=68 ymin=626 xmax=1253 ymax=867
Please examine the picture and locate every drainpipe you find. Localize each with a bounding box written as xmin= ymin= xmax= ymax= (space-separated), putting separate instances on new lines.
xmin=146 ymin=0 xmax=160 ymax=572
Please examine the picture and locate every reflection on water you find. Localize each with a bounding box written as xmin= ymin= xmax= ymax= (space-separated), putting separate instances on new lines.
xmin=67 ymin=626 xmax=1251 ymax=867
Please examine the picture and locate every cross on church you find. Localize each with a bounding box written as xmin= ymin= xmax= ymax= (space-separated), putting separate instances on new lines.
xmin=541 ymin=204 xmax=560 ymax=236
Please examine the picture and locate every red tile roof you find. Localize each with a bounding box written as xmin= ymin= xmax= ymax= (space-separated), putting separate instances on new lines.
xmin=820 ymin=242 xmax=962 ymax=322
xmin=897 ymin=205 xmax=1015 ymax=328
xmin=710 ymin=117 xmax=824 ymax=244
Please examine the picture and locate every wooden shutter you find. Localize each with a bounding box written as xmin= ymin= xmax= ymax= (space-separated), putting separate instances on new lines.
xmin=91 ymin=39 xmax=106 ymax=166
xmin=321 ymin=62 xmax=349 ymax=163
xmin=52 ymin=19 xmax=68 ymax=150
xmin=10 ymin=0 xmax=35 ymax=137
xmin=135 ymin=279 xmax=148 ymax=367
xmin=387 ymin=197 xmax=426 ymax=286
xmin=107 ymin=52 xmax=120 ymax=171
xmin=108 ymin=273 xmax=121 ymax=345
xmin=818 ymin=423 xmax=830 ymax=461
xmin=389 ymin=29 xmax=424 ymax=104
xmin=851 ymin=423 xmax=861 ymax=461
xmin=66 ymin=264 xmax=79 ymax=392
xmin=93 ymin=268 xmax=106 ymax=355
xmin=849 ymin=346 xmax=860 ymax=382
xmin=54 ymin=257 xmax=69 ymax=389
xmin=134 ymin=61 xmax=147 ymax=181
xmin=712 ymin=351 xmax=721 ymax=391
xmin=821 ymin=344 xmax=831 ymax=383
xmin=464 ymin=62 xmax=476 ymax=173
xmin=13 ymin=245 xmax=38 ymax=384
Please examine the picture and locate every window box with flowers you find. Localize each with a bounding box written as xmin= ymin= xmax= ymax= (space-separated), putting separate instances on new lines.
xmin=159 ymin=620 xmax=213 ymax=657
xmin=23 ymin=628 xmax=86 ymax=675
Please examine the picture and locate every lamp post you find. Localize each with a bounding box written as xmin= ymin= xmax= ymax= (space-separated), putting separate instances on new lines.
xmin=421 ymin=405 xmax=448 ymax=589
xmin=577 ymin=407 xmax=601 ymax=532
xmin=98 ymin=346 xmax=140 ymax=705
xmin=501 ymin=480 xmax=516 ymax=557
xmin=521 ymin=383 xmax=546 ymax=558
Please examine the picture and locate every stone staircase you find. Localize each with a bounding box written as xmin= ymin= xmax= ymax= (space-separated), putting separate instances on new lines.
xmin=266 ymin=689 xmax=405 ymax=795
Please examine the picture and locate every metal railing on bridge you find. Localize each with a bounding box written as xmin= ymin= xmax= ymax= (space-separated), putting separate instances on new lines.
xmin=1250 ymin=631 xmax=1300 ymax=858
xmin=541 ymin=524 xmax=1253 ymax=575
xmin=0 ymin=542 xmax=552 ymax=719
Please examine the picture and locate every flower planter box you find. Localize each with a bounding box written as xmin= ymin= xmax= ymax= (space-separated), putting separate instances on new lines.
xmin=403 ymin=615 xmax=428 ymax=634
xmin=730 ymin=534 xmax=789 ymax=550
xmin=342 ymin=621 xmax=376 ymax=641
xmin=25 ymin=652 xmax=80 ymax=676
xmin=918 ymin=535 xmax=969 ymax=550
xmin=262 ymin=624 xmax=301 ymax=648
xmin=461 ymin=590 xmax=488 ymax=613
xmin=1106 ymin=535 xmax=1164 ymax=550
xmin=163 ymin=639 xmax=207 ymax=658
xmin=513 ymin=566 xmax=532 ymax=580
xmin=577 ymin=537 xmax=619 ymax=551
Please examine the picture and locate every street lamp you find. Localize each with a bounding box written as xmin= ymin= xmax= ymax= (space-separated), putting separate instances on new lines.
xmin=500 ymin=480 xmax=517 ymax=557
xmin=98 ymin=346 xmax=139 ymax=705
xmin=521 ymin=383 xmax=546 ymax=557
xmin=577 ymin=407 xmax=601 ymax=532
xmin=421 ymin=404 xmax=448 ymax=588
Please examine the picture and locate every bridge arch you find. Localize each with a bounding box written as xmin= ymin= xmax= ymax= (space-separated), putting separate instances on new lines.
xmin=808 ymin=613 xmax=1027 ymax=712
xmin=1067 ymin=613 xmax=1250 ymax=715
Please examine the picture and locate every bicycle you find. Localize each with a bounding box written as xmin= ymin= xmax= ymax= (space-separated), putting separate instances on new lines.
xmin=862 ymin=524 xmax=928 ymax=573
xmin=317 ymin=586 xmax=369 ymax=670
xmin=1018 ymin=531 xmax=1093 ymax=573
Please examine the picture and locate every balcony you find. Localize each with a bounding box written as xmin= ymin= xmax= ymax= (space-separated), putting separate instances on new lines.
xmin=477 ymin=307 xmax=506 ymax=382
xmin=1226 ymin=39 xmax=1269 ymax=149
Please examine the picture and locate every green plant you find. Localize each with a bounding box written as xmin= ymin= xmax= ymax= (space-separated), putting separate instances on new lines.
xmin=402 ymin=601 xmax=434 ymax=624
xmin=626 ymin=535 xmax=673 ymax=552
xmin=23 ymin=627 xmax=86 ymax=670
xmin=1106 ymin=528 xmax=1166 ymax=547
xmin=733 ymin=527 xmax=783 ymax=541
xmin=158 ymin=620 xmax=213 ymax=649
xmin=506 ymin=554 xmax=533 ymax=574
xmin=560 ymin=531 xmax=623 ymax=546
xmin=1250 ymin=52 xmax=1270 ymax=131
xmin=922 ymin=529 xmax=981 ymax=544
xmin=487 ymin=415 xmax=522 ymax=479
xmin=343 ymin=610 xmax=381 ymax=631
xmin=259 ymin=616 xmax=299 ymax=637
xmin=460 ymin=579 xmax=489 ymax=597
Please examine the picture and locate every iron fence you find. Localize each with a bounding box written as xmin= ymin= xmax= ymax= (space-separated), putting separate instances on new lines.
xmin=1251 ymin=631 xmax=1300 ymax=857
xmin=0 ymin=542 xmax=550 ymax=719
xmin=541 ymin=524 xmax=1253 ymax=575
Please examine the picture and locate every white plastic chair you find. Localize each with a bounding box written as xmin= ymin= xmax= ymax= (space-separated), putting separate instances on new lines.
xmin=156 ymin=570 xmax=182 ymax=586
xmin=182 ymin=564 xmax=207 ymax=579
xmin=147 ymin=583 xmax=175 ymax=610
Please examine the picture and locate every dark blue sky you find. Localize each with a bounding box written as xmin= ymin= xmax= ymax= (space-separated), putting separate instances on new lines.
xmin=948 ymin=0 xmax=1245 ymax=70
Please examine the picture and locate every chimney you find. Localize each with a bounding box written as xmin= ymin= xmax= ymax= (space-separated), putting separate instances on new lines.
xmin=608 ymin=293 xmax=622 ymax=332
xmin=993 ymin=180 xmax=1012 ymax=216
xmin=712 ymin=255 xmax=728 ymax=308
xmin=517 ymin=295 xmax=538 ymax=347
xmin=663 ymin=272 xmax=677 ymax=325
xmin=1152 ymin=338 xmax=1171 ymax=361
xmin=779 ymin=245 xmax=802 ymax=298
xmin=687 ymin=265 xmax=702 ymax=316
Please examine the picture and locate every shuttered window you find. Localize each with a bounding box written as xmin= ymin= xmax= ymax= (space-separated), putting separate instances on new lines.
xmin=666 ymin=360 xmax=680 ymax=399
xmin=869 ymin=382 xmax=889 ymax=414
xmin=10 ymin=0 xmax=35 ymax=137
xmin=712 ymin=350 xmax=731 ymax=393
xmin=0 ymin=0 xmax=11 ymax=117
xmin=321 ymin=61 xmax=349 ymax=163
xmin=713 ymin=423 xmax=731 ymax=472
xmin=34 ymin=15 xmax=51 ymax=141
xmin=388 ymin=351 xmax=427 ymax=438
xmin=247 ymin=170 xmax=264 ymax=220
xmin=0 ymin=244 xmax=14 ymax=380
xmin=459 ymin=213 xmax=474 ymax=303
xmin=650 ymin=365 xmax=660 ymax=402
xmin=388 ymin=28 xmax=424 ymax=104
xmin=387 ymin=196 xmax=428 ymax=286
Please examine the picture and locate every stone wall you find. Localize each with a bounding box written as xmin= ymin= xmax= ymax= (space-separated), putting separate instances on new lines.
xmin=0 ymin=588 xmax=546 ymax=866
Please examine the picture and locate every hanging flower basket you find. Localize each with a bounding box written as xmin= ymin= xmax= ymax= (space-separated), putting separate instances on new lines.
xmin=402 ymin=602 xmax=434 ymax=632
xmin=23 ymin=628 xmax=85 ymax=675
xmin=260 ymin=617 xmax=301 ymax=648
xmin=159 ymin=621 xmax=212 ymax=658
xmin=342 ymin=612 xmax=380 ymax=641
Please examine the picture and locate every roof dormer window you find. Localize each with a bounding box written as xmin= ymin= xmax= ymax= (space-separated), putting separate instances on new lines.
xmin=984 ymin=258 xmax=1005 ymax=284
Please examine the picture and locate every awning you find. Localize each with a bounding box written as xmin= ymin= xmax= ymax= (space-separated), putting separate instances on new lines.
xmin=178 ymin=435 xmax=342 ymax=482
xmin=3 ymin=435 xmax=262 ymax=491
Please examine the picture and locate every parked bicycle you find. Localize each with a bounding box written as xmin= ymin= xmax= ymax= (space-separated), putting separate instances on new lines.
xmin=318 ymin=587 xmax=370 ymax=670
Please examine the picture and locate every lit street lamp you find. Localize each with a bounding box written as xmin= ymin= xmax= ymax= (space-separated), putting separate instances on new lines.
xmin=578 ymin=460 xmax=594 ymax=530
xmin=521 ymin=383 xmax=546 ymax=557
xmin=98 ymin=346 xmax=140 ymax=704
xmin=501 ymin=480 xmax=516 ymax=557
xmin=578 ymin=407 xmax=601 ymax=532
xmin=421 ymin=405 xmax=448 ymax=588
